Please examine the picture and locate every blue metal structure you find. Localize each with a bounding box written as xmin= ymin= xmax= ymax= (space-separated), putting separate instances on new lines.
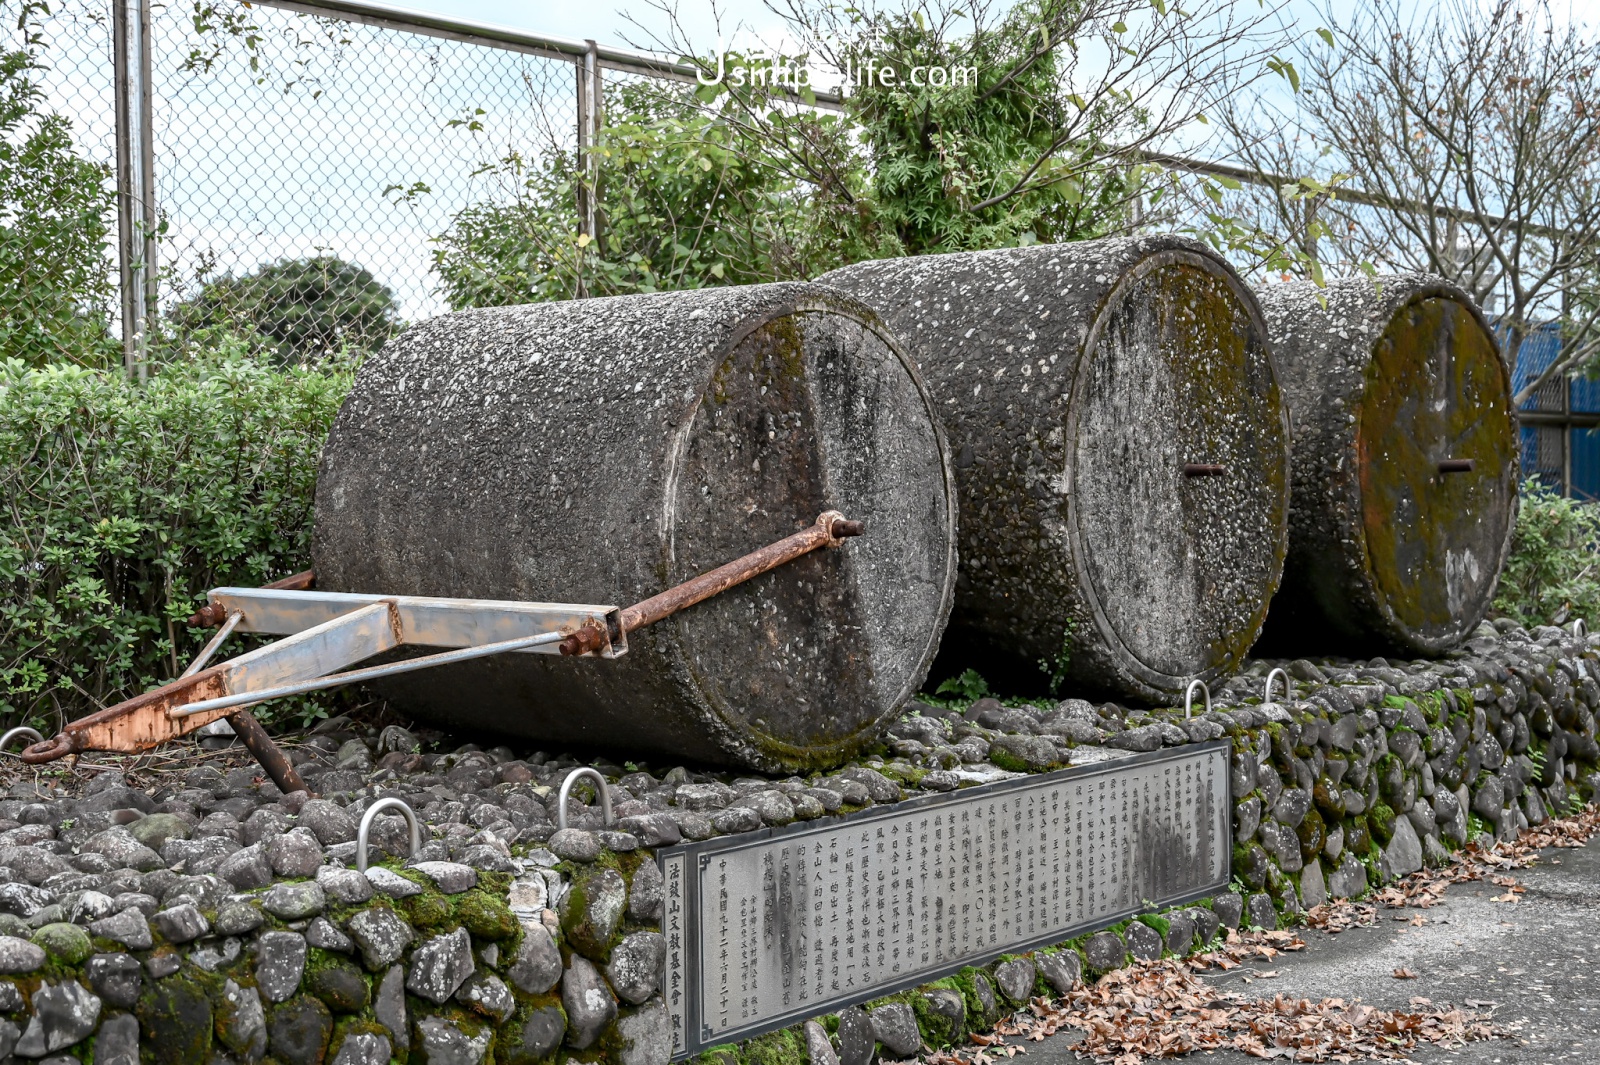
xmin=1511 ymin=322 xmax=1600 ymax=500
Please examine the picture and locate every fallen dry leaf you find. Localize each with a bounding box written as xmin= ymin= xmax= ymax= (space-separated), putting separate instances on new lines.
xmin=920 ymin=803 xmax=1600 ymax=1065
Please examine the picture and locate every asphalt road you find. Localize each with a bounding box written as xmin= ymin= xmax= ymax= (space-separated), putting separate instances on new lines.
xmin=1023 ymin=835 xmax=1600 ymax=1064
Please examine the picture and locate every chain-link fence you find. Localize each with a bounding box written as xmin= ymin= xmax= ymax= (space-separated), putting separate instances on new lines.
xmin=4 ymin=0 xmax=724 ymax=373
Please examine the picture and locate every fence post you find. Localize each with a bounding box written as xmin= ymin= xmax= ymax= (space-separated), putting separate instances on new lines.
xmin=575 ymin=39 xmax=601 ymax=296
xmin=112 ymin=0 xmax=157 ymax=381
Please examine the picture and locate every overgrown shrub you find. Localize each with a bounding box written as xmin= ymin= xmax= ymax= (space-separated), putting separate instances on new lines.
xmin=170 ymin=256 xmax=399 ymax=365
xmin=1493 ymin=479 xmax=1600 ymax=628
xmin=0 ymin=343 xmax=352 ymax=732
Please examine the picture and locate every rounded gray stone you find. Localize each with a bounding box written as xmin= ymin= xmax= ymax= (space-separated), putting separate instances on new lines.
xmin=1245 ymin=892 xmax=1278 ymax=930
xmin=561 ymin=954 xmax=618 ymax=1050
xmin=216 ymin=843 xmax=274 ymax=891
xmin=1164 ymin=911 xmax=1197 ymax=955
xmin=345 ymin=907 xmax=414 ymax=971
xmin=151 ymin=904 xmax=208 ymax=944
xmin=315 ymin=865 xmax=373 ymax=905
xmin=268 ymin=830 xmax=325 ymax=879
xmin=261 ymin=881 xmax=325 ymax=921
xmin=296 ymin=800 xmax=357 ymax=846
xmin=405 ymin=927 xmax=475 ymax=1004
xmin=606 ymin=931 xmax=665 ymax=1005
xmin=216 ymin=977 xmax=267 ymax=1061
xmin=1211 ymin=891 xmax=1244 ymax=929
xmin=1036 ymin=949 xmax=1082 ymax=993
xmin=507 ymin=1005 xmax=564 ymax=1062
xmin=363 ymin=867 xmax=423 ymax=898
xmin=87 ymin=909 xmax=151 ymax=950
xmin=805 ymin=1019 xmax=840 ymax=1065
xmin=455 ymin=971 xmax=515 ymax=1023
xmin=253 ymin=931 xmax=307 ymax=1003
xmin=507 ymin=920 xmax=562 ymax=995
xmin=415 ymin=1015 xmax=490 ymax=1065
xmin=1124 ymin=920 xmax=1164 ymax=960
xmin=330 ymin=1032 xmax=391 ymax=1065
xmin=91 ymin=1010 xmax=138 ymax=1065
xmin=410 ymin=861 xmax=477 ymax=894
xmin=628 ymin=858 xmax=664 ymax=921
xmin=373 ymin=966 xmax=408 ymax=1052
xmin=13 ymin=979 xmax=100 ymax=1056
xmin=836 ymin=1006 xmax=874 ymax=1065
xmin=305 ymin=915 xmax=354 ymax=953
xmin=1082 ymin=930 xmax=1127 ymax=972
xmin=85 ymin=953 xmax=142 ymax=1009
xmin=994 ymin=957 xmax=1037 ymax=1004
xmin=711 ymin=807 xmax=761 ymax=834
xmin=869 ymin=1001 xmax=921 ymax=1058
xmin=548 ymin=828 xmax=601 ymax=862
xmin=313 ymin=283 xmax=957 ymax=773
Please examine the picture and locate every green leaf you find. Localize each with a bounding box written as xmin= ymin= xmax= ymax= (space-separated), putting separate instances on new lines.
xmin=1316 ymin=27 xmax=1335 ymax=47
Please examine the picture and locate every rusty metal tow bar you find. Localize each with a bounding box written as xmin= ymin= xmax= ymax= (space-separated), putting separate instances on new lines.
xmin=20 ymin=511 xmax=865 ymax=793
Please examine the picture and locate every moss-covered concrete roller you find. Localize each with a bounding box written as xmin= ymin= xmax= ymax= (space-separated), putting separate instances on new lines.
xmin=311 ymin=283 xmax=957 ymax=772
xmin=1255 ymin=274 xmax=1517 ymax=656
xmin=820 ymin=236 xmax=1290 ymax=702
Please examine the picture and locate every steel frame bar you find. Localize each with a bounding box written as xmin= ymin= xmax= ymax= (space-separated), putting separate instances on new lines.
xmin=21 ymin=596 xmax=619 ymax=763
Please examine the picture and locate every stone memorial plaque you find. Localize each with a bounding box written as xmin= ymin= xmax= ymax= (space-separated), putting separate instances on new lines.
xmin=659 ymin=741 xmax=1230 ymax=1058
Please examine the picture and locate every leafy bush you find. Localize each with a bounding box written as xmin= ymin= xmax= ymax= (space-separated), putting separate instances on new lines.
xmin=0 ymin=48 xmax=117 ymax=368
xmin=0 ymin=343 xmax=352 ymax=732
xmin=1493 ymin=479 xmax=1600 ymax=628
xmin=170 ymin=256 xmax=399 ymax=364
xmin=431 ymin=80 xmax=868 ymax=308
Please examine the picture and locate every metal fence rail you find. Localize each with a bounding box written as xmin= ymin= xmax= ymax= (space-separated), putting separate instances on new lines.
xmin=10 ymin=0 xmax=707 ymax=374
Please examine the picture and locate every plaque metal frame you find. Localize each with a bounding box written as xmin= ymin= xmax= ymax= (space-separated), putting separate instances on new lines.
xmin=659 ymin=740 xmax=1232 ymax=1059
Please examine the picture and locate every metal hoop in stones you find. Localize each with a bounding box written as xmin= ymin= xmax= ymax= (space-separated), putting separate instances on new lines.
xmin=0 ymin=727 xmax=42 ymax=755
xmin=1573 ymin=619 xmax=1588 ymax=638
xmin=1263 ymin=667 xmax=1291 ymax=706
xmin=1185 ymin=679 xmax=1210 ymax=721
xmin=557 ymin=767 xmax=614 ymax=832
xmin=356 ymin=797 xmax=422 ymax=873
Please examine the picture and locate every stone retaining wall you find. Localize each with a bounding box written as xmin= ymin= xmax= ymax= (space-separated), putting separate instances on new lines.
xmin=0 ymin=621 xmax=1592 ymax=1064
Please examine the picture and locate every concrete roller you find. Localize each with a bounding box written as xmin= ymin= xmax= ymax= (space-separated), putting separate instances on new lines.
xmin=821 ymin=235 xmax=1291 ymax=702
xmin=311 ymin=282 xmax=957 ymax=772
xmin=1255 ymin=274 xmax=1517 ymax=656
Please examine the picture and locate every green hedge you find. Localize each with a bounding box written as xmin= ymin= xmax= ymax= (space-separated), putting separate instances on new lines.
xmin=0 ymin=349 xmax=352 ymax=732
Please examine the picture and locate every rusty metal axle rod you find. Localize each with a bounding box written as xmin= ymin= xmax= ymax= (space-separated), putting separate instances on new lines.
xmin=558 ymin=510 xmax=865 ymax=656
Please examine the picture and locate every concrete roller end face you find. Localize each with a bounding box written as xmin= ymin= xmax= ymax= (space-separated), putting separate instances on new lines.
xmin=822 ymin=235 xmax=1291 ymax=702
xmin=1257 ymin=275 xmax=1517 ymax=657
xmin=311 ymin=282 xmax=957 ymax=772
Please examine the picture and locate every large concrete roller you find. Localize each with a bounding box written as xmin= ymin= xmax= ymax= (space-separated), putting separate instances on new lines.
xmin=1255 ymin=274 xmax=1517 ymax=656
xmin=311 ymin=283 xmax=957 ymax=772
xmin=821 ymin=235 xmax=1291 ymax=702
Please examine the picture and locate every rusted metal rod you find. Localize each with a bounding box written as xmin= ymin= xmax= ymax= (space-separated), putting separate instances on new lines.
xmin=1438 ymin=458 xmax=1476 ymax=474
xmin=1183 ymin=463 xmax=1227 ymax=477
xmin=559 ymin=510 xmax=865 ymax=656
xmin=227 ymin=710 xmax=309 ymax=795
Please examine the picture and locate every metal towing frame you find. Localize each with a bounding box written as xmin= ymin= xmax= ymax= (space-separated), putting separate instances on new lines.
xmin=18 ymin=511 xmax=864 ymax=793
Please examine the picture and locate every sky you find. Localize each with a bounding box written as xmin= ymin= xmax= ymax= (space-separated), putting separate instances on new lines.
xmin=400 ymin=0 xmax=1363 ymax=69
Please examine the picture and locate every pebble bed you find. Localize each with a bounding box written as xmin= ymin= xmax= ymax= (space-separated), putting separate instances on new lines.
xmin=0 ymin=619 xmax=1593 ymax=1064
